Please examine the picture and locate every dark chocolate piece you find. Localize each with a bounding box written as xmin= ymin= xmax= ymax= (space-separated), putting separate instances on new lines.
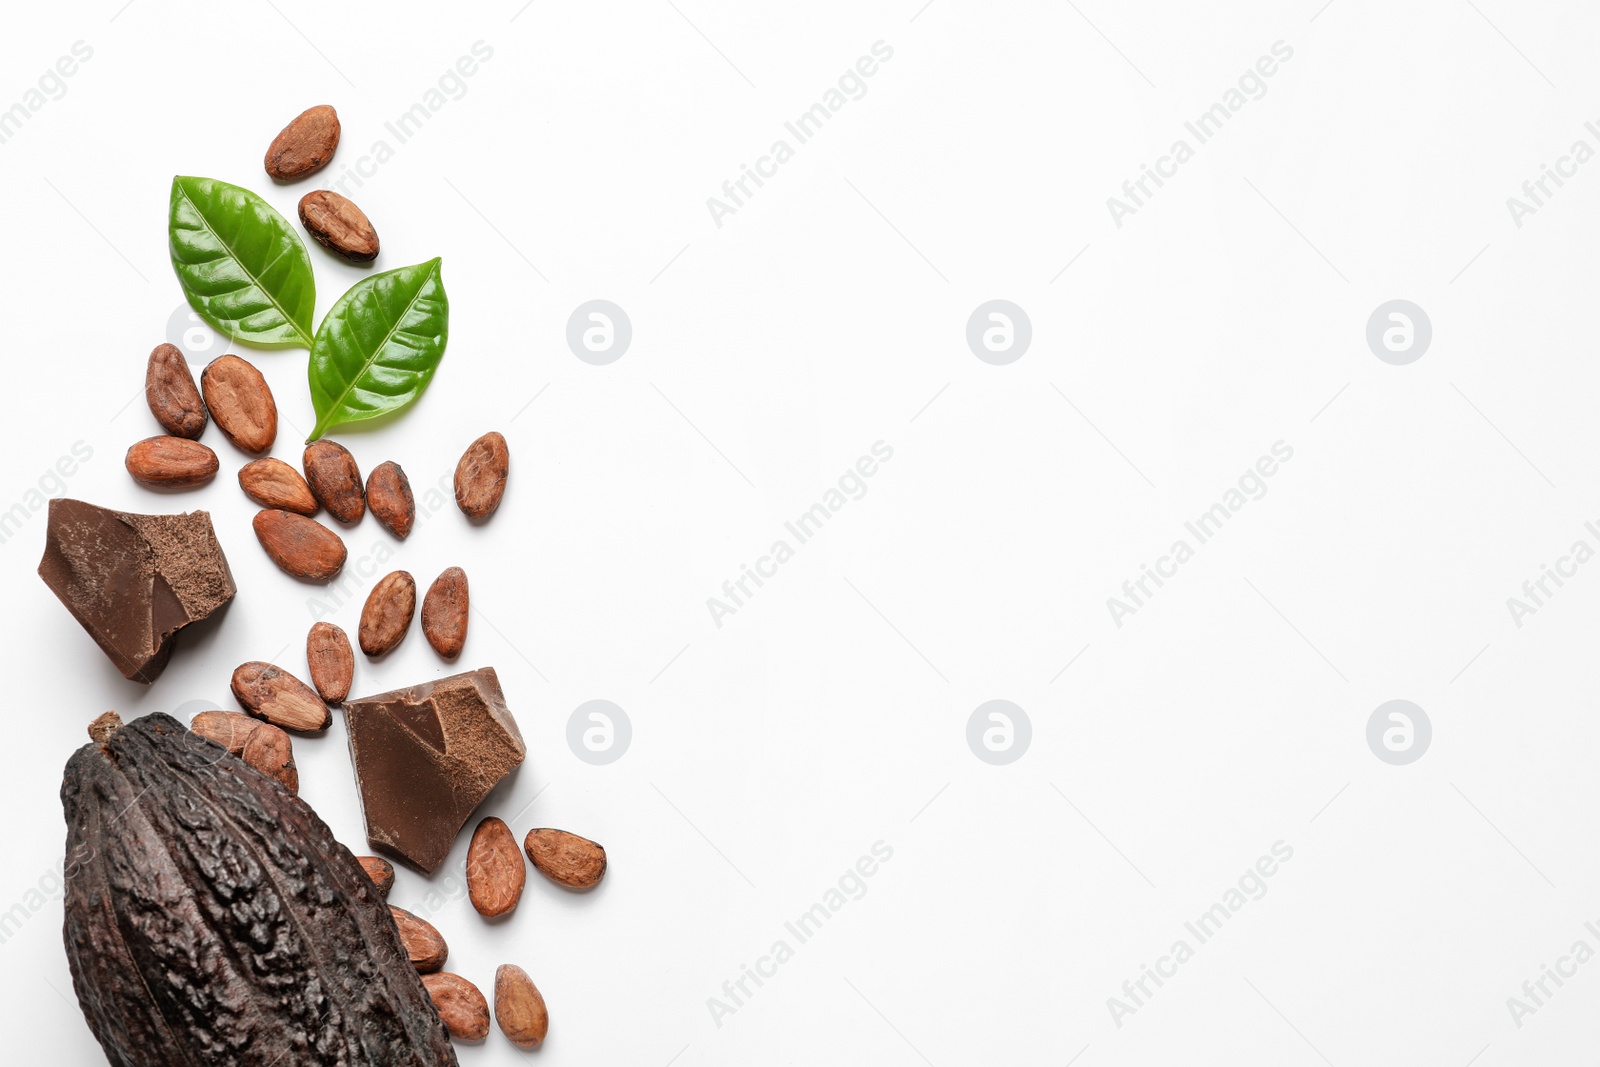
xmin=39 ymin=499 xmax=235 ymax=684
xmin=344 ymin=667 xmax=526 ymax=873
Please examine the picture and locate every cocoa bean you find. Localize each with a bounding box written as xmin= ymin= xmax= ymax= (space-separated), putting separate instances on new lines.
xmin=421 ymin=567 xmax=468 ymax=658
xmin=125 ymin=436 xmax=218 ymax=489
xmin=201 ymin=355 xmax=277 ymax=453
xmin=304 ymin=440 xmax=365 ymax=523
xmin=144 ymin=343 xmax=206 ymax=439
xmin=253 ymin=510 xmax=347 ymax=581
xmin=264 ymin=104 xmax=340 ymax=181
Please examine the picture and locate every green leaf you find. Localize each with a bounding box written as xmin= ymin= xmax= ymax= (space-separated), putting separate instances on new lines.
xmin=169 ymin=176 xmax=316 ymax=348
xmin=307 ymin=258 xmax=449 ymax=440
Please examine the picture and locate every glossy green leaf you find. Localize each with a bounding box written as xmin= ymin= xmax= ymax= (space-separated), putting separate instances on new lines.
xmin=169 ymin=176 xmax=316 ymax=348
xmin=307 ymin=258 xmax=449 ymax=440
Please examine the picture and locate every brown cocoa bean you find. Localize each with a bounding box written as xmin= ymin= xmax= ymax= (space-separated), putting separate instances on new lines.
xmin=421 ymin=973 xmax=489 ymax=1042
xmin=238 ymin=457 xmax=318 ymax=515
xmin=298 ymin=190 xmax=379 ymax=262
xmin=366 ymin=460 xmax=415 ymax=539
xmin=493 ymin=965 xmax=548 ymax=1049
xmin=230 ymin=661 xmax=330 ymax=733
xmin=125 ymin=436 xmax=218 ymax=489
xmin=453 ymin=431 xmax=509 ymax=520
xmin=189 ymin=710 xmax=262 ymax=754
xmin=357 ymin=855 xmax=395 ymax=898
xmin=201 ymin=355 xmax=277 ymax=453
xmin=523 ymin=828 xmax=607 ymax=889
xmin=253 ymin=510 xmax=347 ymax=581
xmin=421 ymin=567 xmax=468 ymax=659
xmin=144 ymin=343 xmax=206 ymax=439
xmin=389 ymin=906 xmax=448 ymax=973
xmin=303 ymin=440 xmax=365 ymax=523
xmin=359 ymin=571 xmax=416 ymax=657
xmin=306 ymin=621 xmax=354 ymax=702
xmin=466 ymin=817 xmax=524 ymax=918
xmin=241 ymin=721 xmax=298 ymax=793
xmin=264 ymin=104 xmax=340 ymax=181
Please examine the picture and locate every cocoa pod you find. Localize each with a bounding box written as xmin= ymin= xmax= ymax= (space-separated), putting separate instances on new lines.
xmin=125 ymin=436 xmax=218 ymax=489
xmin=62 ymin=713 xmax=458 ymax=1067
xmin=494 ymin=964 xmax=548 ymax=1049
xmin=306 ymin=621 xmax=354 ymax=702
xmin=453 ymin=431 xmax=509 ymax=520
xmin=299 ymin=190 xmax=379 ymax=262
xmin=421 ymin=567 xmax=468 ymax=658
xmin=253 ymin=509 xmax=347 ymax=581
xmin=366 ymin=460 xmax=415 ymax=539
xmin=359 ymin=570 xmax=416 ymax=657
xmin=390 ymin=906 xmax=448 ymax=973
xmin=238 ymin=457 xmax=318 ymax=515
xmin=357 ymin=856 xmax=396 ymax=898
xmin=264 ymin=104 xmax=340 ymax=181
xmin=422 ymin=973 xmax=490 ymax=1042
xmin=230 ymin=661 xmax=330 ymax=732
xmin=241 ymin=721 xmax=299 ymax=793
xmin=189 ymin=709 xmax=261 ymax=754
xmin=144 ymin=343 xmax=206 ymax=438
xmin=304 ymin=440 xmax=365 ymax=523
xmin=466 ymin=817 xmax=524 ymax=918
xmin=201 ymin=355 xmax=277 ymax=453
xmin=523 ymin=828 xmax=607 ymax=889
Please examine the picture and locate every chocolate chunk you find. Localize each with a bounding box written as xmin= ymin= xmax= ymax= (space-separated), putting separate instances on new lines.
xmin=344 ymin=667 xmax=525 ymax=874
xmin=39 ymin=499 xmax=235 ymax=684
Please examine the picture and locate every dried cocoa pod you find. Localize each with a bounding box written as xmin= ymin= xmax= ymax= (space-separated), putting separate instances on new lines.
xmin=230 ymin=660 xmax=331 ymax=732
xmin=264 ymin=104 xmax=340 ymax=181
xmin=62 ymin=712 xmax=458 ymax=1067
xmin=421 ymin=973 xmax=490 ymax=1042
xmin=466 ymin=816 xmax=524 ymax=918
xmin=524 ymin=828 xmax=607 ymax=889
xmin=366 ymin=460 xmax=415 ymax=539
xmin=494 ymin=964 xmax=548 ymax=1049
xmin=144 ymin=343 xmax=206 ymax=438
xmin=421 ymin=567 xmax=468 ymax=658
xmin=253 ymin=509 xmax=347 ymax=581
xmin=201 ymin=355 xmax=277 ymax=454
xmin=304 ymin=440 xmax=365 ymax=523
xmin=124 ymin=436 xmax=218 ymax=488
xmin=358 ymin=855 xmax=396 ymax=898
xmin=299 ymin=189 xmax=379 ymax=262
xmin=307 ymin=621 xmax=354 ymax=702
xmin=390 ymin=906 xmax=448 ymax=972
xmin=453 ymin=432 xmax=508 ymax=520
xmin=360 ymin=570 xmax=416 ymax=657
xmin=238 ymin=457 xmax=318 ymax=515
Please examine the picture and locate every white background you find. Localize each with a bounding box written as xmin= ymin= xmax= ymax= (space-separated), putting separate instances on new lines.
xmin=2 ymin=0 xmax=1599 ymax=1064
